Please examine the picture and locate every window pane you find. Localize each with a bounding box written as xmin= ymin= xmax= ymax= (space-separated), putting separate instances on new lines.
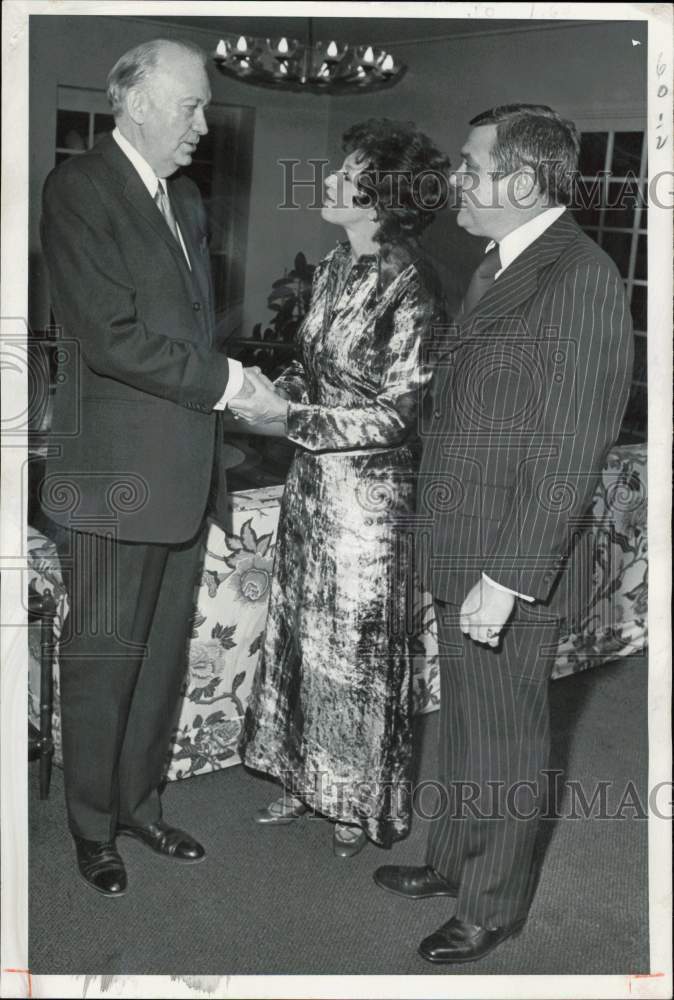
xmin=93 ymin=113 xmax=115 ymax=145
xmin=572 ymin=175 xmax=603 ymax=227
xmin=630 ymin=284 xmax=647 ymax=331
xmin=56 ymin=110 xmax=89 ymax=150
xmin=601 ymin=231 xmax=632 ymax=278
xmin=612 ymin=131 xmax=644 ymax=177
xmin=578 ymin=132 xmax=608 ymax=176
xmin=604 ymin=180 xmax=641 ymax=228
xmin=632 ymin=333 xmax=647 ymax=383
xmin=634 ymin=234 xmax=647 ymax=281
xmin=621 ymin=383 xmax=647 ymax=438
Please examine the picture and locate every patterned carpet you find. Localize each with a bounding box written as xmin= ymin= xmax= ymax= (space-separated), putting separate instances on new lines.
xmin=28 ymin=655 xmax=649 ymax=976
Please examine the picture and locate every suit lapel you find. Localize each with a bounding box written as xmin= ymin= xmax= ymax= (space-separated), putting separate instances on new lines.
xmin=460 ymin=212 xmax=582 ymax=333
xmin=99 ymin=134 xmax=192 ymax=266
xmin=170 ymin=184 xmax=202 ymax=276
xmin=170 ymin=181 xmax=214 ymax=344
xmin=98 ymin=133 xmax=213 ymax=344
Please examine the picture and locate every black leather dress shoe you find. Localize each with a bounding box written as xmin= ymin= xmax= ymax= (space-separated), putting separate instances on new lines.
xmin=116 ymin=821 xmax=205 ymax=863
xmin=418 ymin=916 xmax=525 ymax=964
xmin=373 ymin=864 xmax=458 ymax=899
xmin=74 ymin=836 xmax=127 ymax=897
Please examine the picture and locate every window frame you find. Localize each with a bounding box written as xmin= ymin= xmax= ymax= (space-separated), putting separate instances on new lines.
xmin=573 ymin=125 xmax=647 ymax=441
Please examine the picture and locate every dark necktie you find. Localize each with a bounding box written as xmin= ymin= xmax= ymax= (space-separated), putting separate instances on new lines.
xmin=459 ymin=245 xmax=502 ymax=316
xmin=154 ymin=182 xmax=181 ymax=245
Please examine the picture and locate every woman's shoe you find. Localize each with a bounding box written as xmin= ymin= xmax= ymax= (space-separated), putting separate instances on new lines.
xmin=333 ymin=822 xmax=367 ymax=858
xmin=254 ymin=794 xmax=308 ymax=825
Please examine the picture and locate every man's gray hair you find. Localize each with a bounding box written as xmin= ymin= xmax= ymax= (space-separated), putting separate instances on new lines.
xmin=106 ymin=39 xmax=206 ymax=117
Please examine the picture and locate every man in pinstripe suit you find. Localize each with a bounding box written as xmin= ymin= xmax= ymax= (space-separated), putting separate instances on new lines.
xmin=374 ymin=105 xmax=634 ymax=963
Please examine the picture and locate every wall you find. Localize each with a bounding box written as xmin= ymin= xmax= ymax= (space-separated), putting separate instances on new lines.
xmin=323 ymin=19 xmax=648 ymax=308
xmin=29 ymin=16 xmax=647 ymax=333
xmin=28 ymin=14 xmax=331 ymax=337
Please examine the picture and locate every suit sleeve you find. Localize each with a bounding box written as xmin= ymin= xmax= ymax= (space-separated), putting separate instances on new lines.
xmin=285 ymin=274 xmax=437 ymax=452
xmin=483 ymin=259 xmax=634 ymax=602
xmin=40 ymin=165 xmax=229 ymax=410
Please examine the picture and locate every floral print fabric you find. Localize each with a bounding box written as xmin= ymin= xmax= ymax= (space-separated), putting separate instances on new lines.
xmin=552 ymin=444 xmax=647 ymax=674
xmin=28 ymin=451 xmax=648 ymax=785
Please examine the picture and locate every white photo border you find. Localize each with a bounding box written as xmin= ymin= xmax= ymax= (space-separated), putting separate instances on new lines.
xmin=1 ymin=2 xmax=671 ymax=997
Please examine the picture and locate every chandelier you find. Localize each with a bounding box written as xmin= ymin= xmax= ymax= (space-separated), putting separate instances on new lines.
xmin=214 ymin=19 xmax=406 ymax=94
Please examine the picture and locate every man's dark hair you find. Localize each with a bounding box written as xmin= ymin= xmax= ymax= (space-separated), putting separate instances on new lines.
xmin=469 ymin=104 xmax=580 ymax=205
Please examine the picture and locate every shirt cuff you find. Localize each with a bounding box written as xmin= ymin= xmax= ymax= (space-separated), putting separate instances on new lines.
xmin=213 ymin=359 xmax=244 ymax=410
xmin=482 ymin=572 xmax=534 ymax=603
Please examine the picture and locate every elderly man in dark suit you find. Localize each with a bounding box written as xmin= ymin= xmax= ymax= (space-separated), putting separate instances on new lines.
xmin=40 ymin=38 xmax=256 ymax=896
xmin=374 ymin=105 xmax=634 ymax=962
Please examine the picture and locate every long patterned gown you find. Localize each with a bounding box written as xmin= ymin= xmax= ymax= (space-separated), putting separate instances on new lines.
xmin=239 ymin=241 xmax=444 ymax=846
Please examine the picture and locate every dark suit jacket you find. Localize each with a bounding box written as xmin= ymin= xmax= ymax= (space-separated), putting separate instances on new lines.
xmin=40 ymin=133 xmax=231 ymax=543
xmin=418 ymin=212 xmax=634 ymax=606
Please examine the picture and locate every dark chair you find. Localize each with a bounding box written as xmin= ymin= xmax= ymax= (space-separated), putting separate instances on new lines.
xmin=27 ymin=582 xmax=57 ymax=799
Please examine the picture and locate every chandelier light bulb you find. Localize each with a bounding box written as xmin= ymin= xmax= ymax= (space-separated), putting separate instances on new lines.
xmin=213 ymin=26 xmax=405 ymax=93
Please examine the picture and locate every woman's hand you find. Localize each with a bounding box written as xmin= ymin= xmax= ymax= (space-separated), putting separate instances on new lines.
xmin=229 ymin=368 xmax=289 ymax=426
xmin=249 ymin=369 xmax=289 ymax=400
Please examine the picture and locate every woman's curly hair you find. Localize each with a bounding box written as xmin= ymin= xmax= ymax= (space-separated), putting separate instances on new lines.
xmin=342 ymin=118 xmax=450 ymax=252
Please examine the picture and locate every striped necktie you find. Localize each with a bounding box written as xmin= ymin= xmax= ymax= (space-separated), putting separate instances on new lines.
xmin=154 ymin=181 xmax=181 ymax=245
xmin=459 ymin=245 xmax=502 ymax=316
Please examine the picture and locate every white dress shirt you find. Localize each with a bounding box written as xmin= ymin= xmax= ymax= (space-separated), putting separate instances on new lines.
xmin=481 ymin=205 xmax=566 ymax=603
xmin=112 ymin=128 xmax=243 ymax=408
xmin=488 ymin=205 xmax=566 ymax=278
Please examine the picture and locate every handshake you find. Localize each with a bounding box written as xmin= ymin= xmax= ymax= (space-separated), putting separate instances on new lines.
xmin=226 ymin=366 xmax=290 ymax=438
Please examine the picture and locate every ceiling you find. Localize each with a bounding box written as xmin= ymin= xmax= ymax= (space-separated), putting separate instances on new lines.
xmin=135 ymin=14 xmax=585 ymax=47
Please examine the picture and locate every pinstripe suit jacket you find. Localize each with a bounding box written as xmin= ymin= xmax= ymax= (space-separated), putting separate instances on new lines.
xmin=418 ymin=212 xmax=634 ymax=606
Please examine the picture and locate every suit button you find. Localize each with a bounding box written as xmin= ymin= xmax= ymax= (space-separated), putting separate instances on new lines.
xmin=193 ymin=301 xmax=201 ymax=311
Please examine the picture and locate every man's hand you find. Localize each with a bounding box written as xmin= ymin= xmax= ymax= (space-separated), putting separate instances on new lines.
xmin=228 ymin=368 xmax=289 ymax=425
xmin=459 ymin=577 xmax=516 ymax=648
xmin=227 ymin=366 xmax=261 ymax=401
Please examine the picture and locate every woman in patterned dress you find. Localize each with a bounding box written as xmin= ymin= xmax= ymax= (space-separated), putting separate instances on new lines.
xmin=234 ymin=119 xmax=449 ymax=856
